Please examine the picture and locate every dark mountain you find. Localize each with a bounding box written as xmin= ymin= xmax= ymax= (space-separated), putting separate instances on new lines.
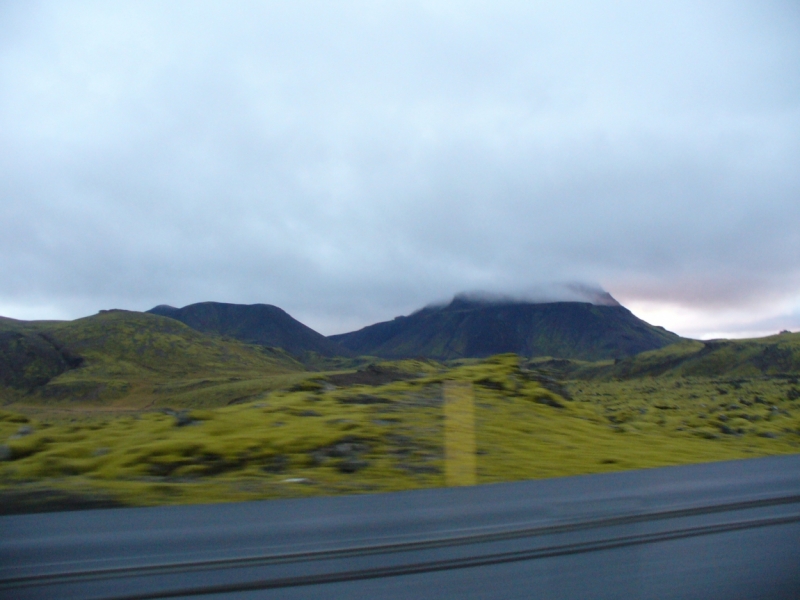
xmin=329 ymin=296 xmax=681 ymax=361
xmin=147 ymin=302 xmax=350 ymax=357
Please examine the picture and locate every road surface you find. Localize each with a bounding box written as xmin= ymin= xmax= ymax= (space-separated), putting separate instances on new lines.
xmin=2 ymin=454 xmax=799 ymax=599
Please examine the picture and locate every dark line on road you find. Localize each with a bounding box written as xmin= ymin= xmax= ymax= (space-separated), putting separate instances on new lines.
xmin=4 ymin=501 xmax=799 ymax=598
xmin=94 ymin=513 xmax=800 ymax=600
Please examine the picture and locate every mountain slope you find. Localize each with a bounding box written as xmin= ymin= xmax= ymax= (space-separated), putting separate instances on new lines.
xmin=329 ymin=297 xmax=681 ymax=361
xmin=0 ymin=310 xmax=303 ymax=404
xmin=0 ymin=319 xmax=82 ymax=391
xmin=52 ymin=310 xmax=302 ymax=377
xmin=148 ymin=302 xmax=350 ymax=357
xmin=563 ymin=331 xmax=800 ymax=380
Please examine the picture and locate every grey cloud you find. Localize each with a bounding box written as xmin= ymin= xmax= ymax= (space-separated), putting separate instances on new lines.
xmin=1 ymin=1 xmax=799 ymax=336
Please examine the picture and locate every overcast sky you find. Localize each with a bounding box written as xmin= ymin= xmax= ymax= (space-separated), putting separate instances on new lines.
xmin=1 ymin=1 xmax=799 ymax=339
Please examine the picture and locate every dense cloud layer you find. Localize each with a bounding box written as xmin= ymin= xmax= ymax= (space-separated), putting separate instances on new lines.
xmin=1 ymin=1 xmax=799 ymax=338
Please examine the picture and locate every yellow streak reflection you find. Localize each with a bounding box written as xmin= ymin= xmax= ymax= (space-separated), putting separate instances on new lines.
xmin=444 ymin=381 xmax=476 ymax=486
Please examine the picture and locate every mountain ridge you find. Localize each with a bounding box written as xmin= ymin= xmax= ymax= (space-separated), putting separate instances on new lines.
xmin=147 ymin=301 xmax=350 ymax=358
xmin=329 ymin=296 xmax=681 ymax=361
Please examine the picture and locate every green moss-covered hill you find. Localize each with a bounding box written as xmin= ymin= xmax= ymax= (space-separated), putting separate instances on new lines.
xmin=148 ymin=302 xmax=350 ymax=358
xmin=0 ymin=310 xmax=304 ymax=408
xmin=330 ymin=297 xmax=681 ymax=361
xmin=552 ymin=331 xmax=800 ymax=380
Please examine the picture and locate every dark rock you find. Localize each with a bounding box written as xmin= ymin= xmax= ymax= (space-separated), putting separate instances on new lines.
xmin=329 ymin=441 xmax=368 ymax=457
xmin=337 ymin=394 xmax=392 ymax=405
xmin=288 ymin=379 xmax=326 ymax=393
xmin=788 ymin=388 xmax=800 ymax=401
xmin=263 ymin=455 xmax=289 ymax=473
xmin=0 ymin=445 xmax=12 ymax=461
xmin=174 ymin=412 xmax=195 ymax=427
xmin=534 ymin=396 xmax=565 ymax=409
xmin=309 ymin=437 xmax=370 ymax=468
xmin=337 ymin=457 xmax=369 ymax=473
xmin=476 ymin=378 xmax=505 ymax=391
xmin=397 ymin=463 xmax=441 ymax=475
xmin=329 ymin=443 xmax=354 ymax=457
xmin=387 ymin=434 xmax=413 ymax=445
xmin=308 ymin=450 xmax=329 ymax=466
xmin=160 ymin=408 xmax=196 ymax=427
xmin=758 ymin=432 xmax=779 ymax=439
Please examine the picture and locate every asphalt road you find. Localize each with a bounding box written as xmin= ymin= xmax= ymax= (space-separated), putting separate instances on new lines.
xmin=2 ymin=454 xmax=799 ymax=599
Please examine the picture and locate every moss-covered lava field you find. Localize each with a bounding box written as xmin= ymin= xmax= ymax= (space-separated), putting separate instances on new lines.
xmin=2 ymin=352 xmax=798 ymax=513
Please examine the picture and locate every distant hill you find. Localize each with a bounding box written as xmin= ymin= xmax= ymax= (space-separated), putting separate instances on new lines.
xmin=559 ymin=331 xmax=800 ymax=380
xmin=0 ymin=310 xmax=302 ymax=403
xmin=147 ymin=302 xmax=350 ymax=358
xmin=329 ymin=296 xmax=681 ymax=361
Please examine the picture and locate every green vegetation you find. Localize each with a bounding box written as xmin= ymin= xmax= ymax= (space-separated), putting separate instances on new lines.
xmin=2 ymin=350 xmax=798 ymax=512
xmin=0 ymin=310 xmax=304 ymax=410
xmin=542 ymin=331 xmax=800 ymax=380
xmin=1 ymin=310 xmax=798 ymax=513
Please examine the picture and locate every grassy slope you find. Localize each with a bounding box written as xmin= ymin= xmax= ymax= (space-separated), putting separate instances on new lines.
xmin=561 ymin=332 xmax=800 ymax=380
xmin=1 ymin=354 xmax=797 ymax=511
xmin=0 ymin=310 xmax=307 ymax=411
